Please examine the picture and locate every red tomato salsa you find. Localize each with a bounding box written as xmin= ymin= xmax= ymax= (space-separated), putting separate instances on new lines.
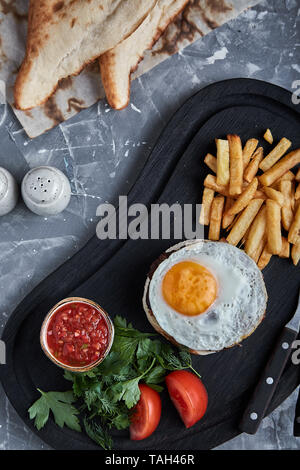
xmin=46 ymin=301 xmax=109 ymax=367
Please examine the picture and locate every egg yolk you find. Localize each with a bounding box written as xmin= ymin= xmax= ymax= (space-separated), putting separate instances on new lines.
xmin=162 ymin=261 xmax=218 ymax=316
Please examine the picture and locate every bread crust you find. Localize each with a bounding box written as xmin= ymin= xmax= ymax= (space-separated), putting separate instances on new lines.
xmin=142 ymin=239 xmax=267 ymax=355
xmin=14 ymin=0 xmax=157 ymax=110
xmin=99 ymin=0 xmax=190 ymax=110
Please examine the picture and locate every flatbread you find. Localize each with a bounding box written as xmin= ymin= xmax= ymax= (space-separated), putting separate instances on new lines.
xmin=14 ymin=0 xmax=157 ymax=110
xmin=99 ymin=0 xmax=190 ymax=110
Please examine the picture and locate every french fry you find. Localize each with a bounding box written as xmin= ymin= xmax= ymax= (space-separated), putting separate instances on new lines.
xmin=204 ymin=175 xmax=264 ymax=200
xmin=288 ymin=204 xmax=300 ymax=245
xmin=279 ymin=237 xmax=290 ymax=258
xmin=226 ymin=199 xmax=264 ymax=246
xmin=199 ymin=188 xmax=215 ymax=225
xmin=228 ymin=134 xmax=243 ymax=196
xmin=245 ymin=206 xmax=267 ymax=259
xmin=204 ymin=153 xmax=217 ymax=173
xmin=263 ymin=186 xmax=284 ymax=206
xmin=266 ymin=199 xmax=282 ymax=255
xmin=258 ymin=244 xmax=272 ymax=270
xmin=216 ymin=139 xmax=230 ymax=185
xmin=264 ymin=129 xmax=273 ymax=144
xmin=291 ymin=181 xmax=295 ymax=212
xmin=201 ymin=133 xmax=299 ymax=267
xmin=259 ymin=149 xmax=300 ymax=187
xmin=240 ymin=223 xmax=251 ymax=247
xmin=244 ymin=147 xmax=263 ymax=183
xmin=276 ymin=170 xmax=295 ymax=183
xmin=295 ymin=183 xmax=300 ymax=200
xmin=242 ymin=180 xmax=266 ymax=199
xmin=291 ymin=242 xmax=300 ymax=266
xmin=270 ymin=170 xmax=295 ymax=190
xmin=222 ymin=197 xmax=235 ymax=229
xmin=226 ymin=177 xmax=258 ymax=216
xmin=226 ymin=216 xmax=237 ymax=232
xmin=242 ymin=138 xmax=258 ymax=169
xmin=259 ymin=137 xmax=292 ymax=172
xmin=280 ymin=180 xmax=294 ymax=231
xmin=209 ymin=196 xmax=225 ymax=241
xmin=204 ymin=174 xmax=229 ymax=197
xmin=254 ymin=190 xmax=267 ymax=200
xmin=251 ymin=235 xmax=266 ymax=263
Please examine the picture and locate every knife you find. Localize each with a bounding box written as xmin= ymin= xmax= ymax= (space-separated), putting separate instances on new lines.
xmin=240 ymin=288 xmax=300 ymax=435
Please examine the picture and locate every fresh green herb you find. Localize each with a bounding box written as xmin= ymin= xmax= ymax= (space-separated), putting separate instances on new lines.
xmin=28 ymin=389 xmax=81 ymax=432
xmin=83 ymin=417 xmax=113 ymax=450
xmin=29 ymin=316 xmax=200 ymax=449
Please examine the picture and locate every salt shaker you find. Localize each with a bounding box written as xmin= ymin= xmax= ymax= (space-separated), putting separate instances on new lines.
xmin=21 ymin=166 xmax=71 ymax=216
xmin=0 ymin=167 xmax=19 ymax=216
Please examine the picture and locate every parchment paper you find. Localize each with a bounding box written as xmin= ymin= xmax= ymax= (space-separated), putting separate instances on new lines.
xmin=0 ymin=0 xmax=259 ymax=138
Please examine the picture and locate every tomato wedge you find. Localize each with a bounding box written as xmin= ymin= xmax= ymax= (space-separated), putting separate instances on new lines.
xmin=130 ymin=384 xmax=162 ymax=440
xmin=165 ymin=370 xmax=208 ymax=428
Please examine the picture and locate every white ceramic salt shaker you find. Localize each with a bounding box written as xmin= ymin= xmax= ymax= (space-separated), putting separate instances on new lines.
xmin=21 ymin=166 xmax=71 ymax=216
xmin=0 ymin=167 xmax=19 ymax=216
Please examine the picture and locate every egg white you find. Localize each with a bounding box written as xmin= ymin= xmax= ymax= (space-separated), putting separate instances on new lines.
xmin=147 ymin=240 xmax=267 ymax=352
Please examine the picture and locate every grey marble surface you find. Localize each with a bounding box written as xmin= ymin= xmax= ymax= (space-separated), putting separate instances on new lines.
xmin=0 ymin=0 xmax=299 ymax=451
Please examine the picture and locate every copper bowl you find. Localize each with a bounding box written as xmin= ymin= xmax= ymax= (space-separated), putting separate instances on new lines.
xmin=40 ymin=297 xmax=114 ymax=373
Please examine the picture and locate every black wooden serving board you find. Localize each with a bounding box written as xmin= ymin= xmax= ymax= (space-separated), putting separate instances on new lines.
xmin=1 ymin=79 xmax=300 ymax=450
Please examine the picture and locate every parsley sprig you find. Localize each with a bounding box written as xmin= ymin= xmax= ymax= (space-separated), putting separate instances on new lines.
xmin=29 ymin=389 xmax=81 ymax=432
xmin=29 ymin=316 xmax=200 ymax=449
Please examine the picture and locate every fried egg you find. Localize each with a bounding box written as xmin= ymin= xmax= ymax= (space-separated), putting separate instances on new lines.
xmin=143 ymin=240 xmax=267 ymax=353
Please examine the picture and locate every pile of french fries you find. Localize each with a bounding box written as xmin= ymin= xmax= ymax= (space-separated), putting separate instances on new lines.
xmin=200 ymin=130 xmax=300 ymax=269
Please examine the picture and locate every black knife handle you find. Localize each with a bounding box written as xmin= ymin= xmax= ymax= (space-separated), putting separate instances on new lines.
xmin=240 ymin=327 xmax=297 ymax=435
xmin=294 ymin=386 xmax=300 ymax=436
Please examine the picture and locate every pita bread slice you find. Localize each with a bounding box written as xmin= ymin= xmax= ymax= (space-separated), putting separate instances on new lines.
xmin=14 ymin=0 xmax=157 ymax=110
xmin=99 ymin=0 xmax=190 ymax=110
